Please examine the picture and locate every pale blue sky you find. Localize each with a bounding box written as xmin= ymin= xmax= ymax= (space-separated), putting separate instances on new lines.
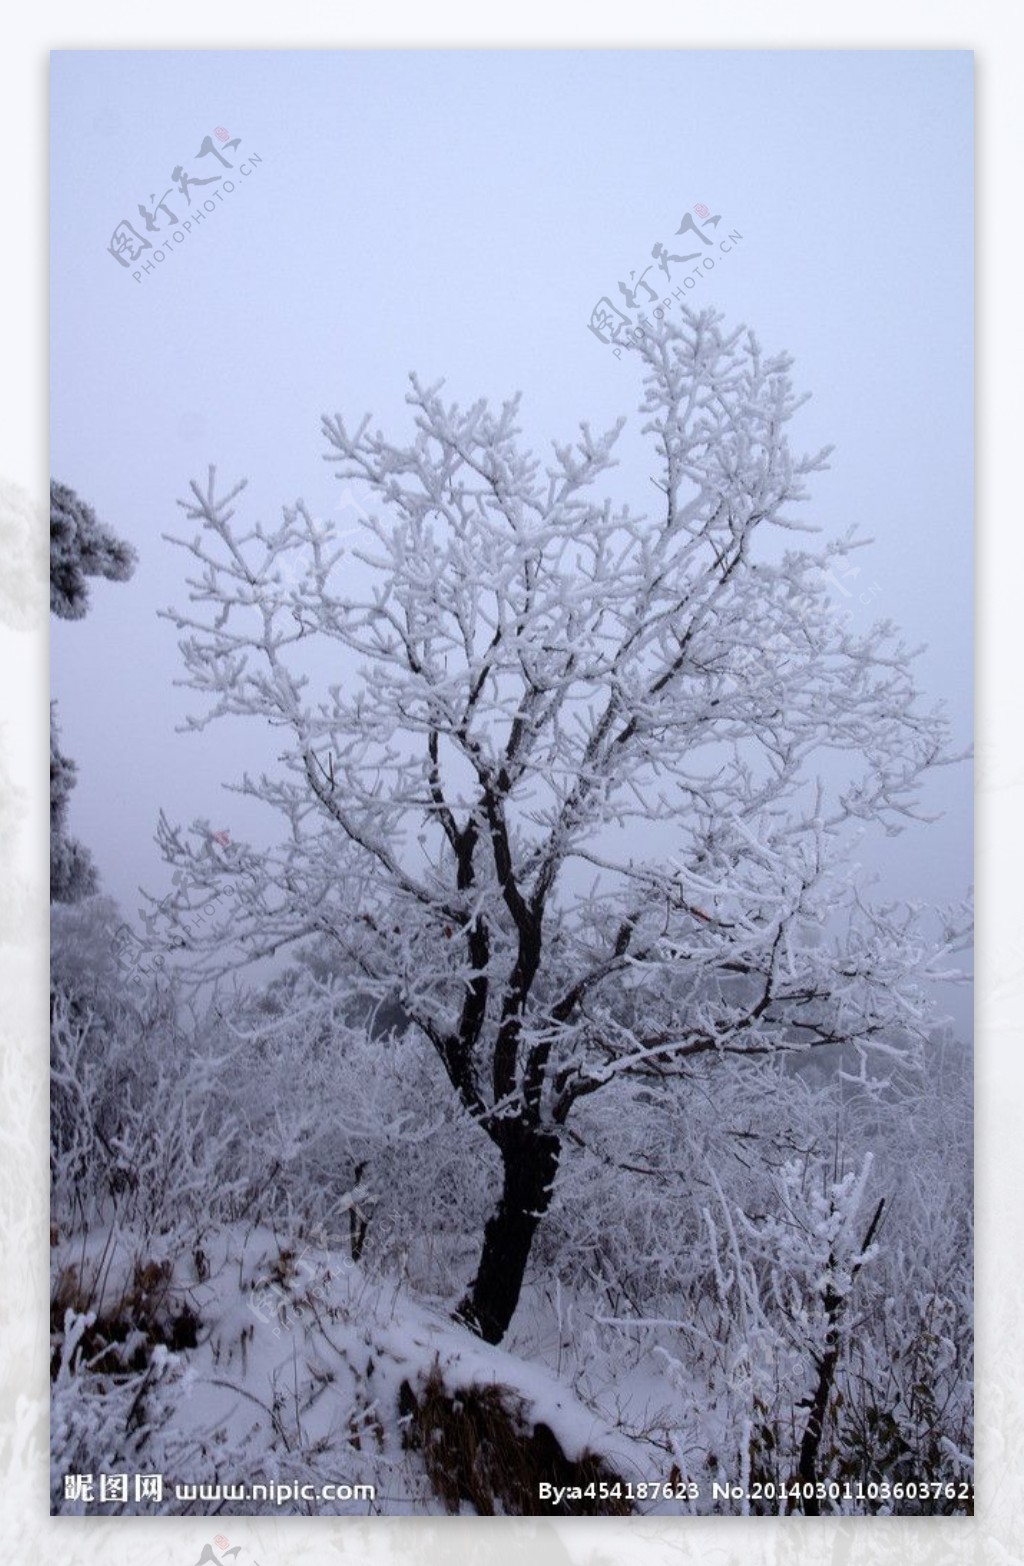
xmin=50 ymin=49 xmax=973 ymax=1030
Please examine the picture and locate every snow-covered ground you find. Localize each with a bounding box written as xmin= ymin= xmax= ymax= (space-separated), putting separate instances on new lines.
xmin=52 ymin=1221 xmax=696 ymax=1517
xmin=49 ymin=907 xmax=974 ymax=1518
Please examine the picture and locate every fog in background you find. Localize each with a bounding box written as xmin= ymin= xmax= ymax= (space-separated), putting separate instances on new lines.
xmin=50 ymin=49 xmax=973 ymax=1037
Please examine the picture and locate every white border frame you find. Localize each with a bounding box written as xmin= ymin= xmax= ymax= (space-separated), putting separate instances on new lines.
xmin=5 ymin=8 xmax=1017 ymax=1564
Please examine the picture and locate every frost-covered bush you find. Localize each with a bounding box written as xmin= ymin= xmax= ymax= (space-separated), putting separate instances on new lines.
xmin=534 ymin=1042 xmax=972 ymax=1513
xmin=224 ymin=954 xmax=501 ymax=1295
xmin=51 ymin=1310 xmax=180 ymax=1514
xmin=536 ymin=1052 xmax=836 ymax=1304
xmin=51 ymin=897 xmax=182 ymax=1226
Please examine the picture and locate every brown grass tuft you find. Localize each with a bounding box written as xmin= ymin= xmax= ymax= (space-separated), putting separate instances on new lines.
xmin=399 ymin=1363 xmax=633 ymax=1515
xmin=50 ymin=1256 xmax=199 ymax=1379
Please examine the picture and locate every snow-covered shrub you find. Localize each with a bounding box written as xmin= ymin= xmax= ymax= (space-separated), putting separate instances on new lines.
xmin=224 ymin=956 xmax=501 ymax=1296
xmin=51 ymin=1310 xmax=180 ymax=1514
xmin=826 ymin=1043 xmax=973 ymax=1509
xmin=536 ymin=1052 xmax=836 ymax=1309
xmin=528 ymin=1043 xmax=972 ymax=1514
xmin=50 ymin=964 xmax=249 ymax=1244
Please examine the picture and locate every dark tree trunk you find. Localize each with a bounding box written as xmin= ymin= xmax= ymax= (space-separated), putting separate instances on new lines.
xmin=348 ymin=1161 xmax=370 ymax=1262
xmin=457 ymin=1124 xmax=561 ymax=1345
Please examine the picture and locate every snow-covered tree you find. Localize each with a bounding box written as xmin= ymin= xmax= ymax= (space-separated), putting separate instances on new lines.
xmin=51 ymin=708 xmax=98 ymax=903
xmin=50 ymin=480 xmax=136 ymax=902
xmin=154 ymin=308 xmax=968 ymax=1344
xmin=51 ymin=480 xmax=136 ymax=620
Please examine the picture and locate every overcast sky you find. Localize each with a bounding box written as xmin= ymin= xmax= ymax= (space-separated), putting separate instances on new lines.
xmin=50 ymin=49 xmax=973 ymax=1033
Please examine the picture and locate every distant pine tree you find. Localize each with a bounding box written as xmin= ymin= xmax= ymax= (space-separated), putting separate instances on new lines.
xmin=50 ymin=480 xmax=136 ymax=621
xmin=50 ymin=707 xmax=98 ymax=903
xmin=50 ymin=480 xmax=136 ymax=901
